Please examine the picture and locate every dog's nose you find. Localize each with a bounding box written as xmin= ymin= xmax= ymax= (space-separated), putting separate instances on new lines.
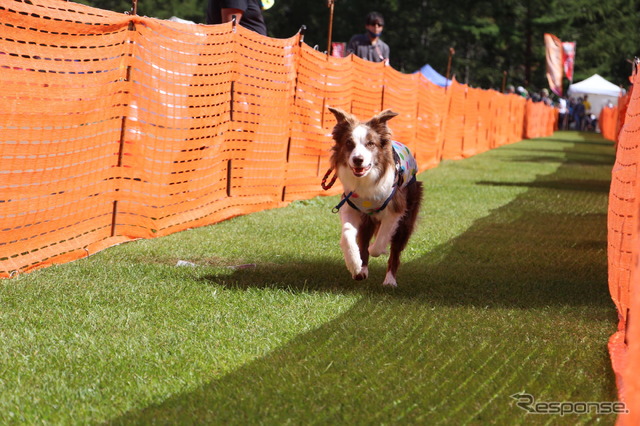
xmin=352 ymin=156 xmax=364 ymax=166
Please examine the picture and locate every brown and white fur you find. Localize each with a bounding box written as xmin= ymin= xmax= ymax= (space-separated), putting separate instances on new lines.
xmin=328 ymin=107 xmax=423 ymax=287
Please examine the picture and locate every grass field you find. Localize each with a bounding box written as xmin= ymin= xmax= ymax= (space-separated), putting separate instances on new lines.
xmin=0 ymin=131 xmax=618 ymax=424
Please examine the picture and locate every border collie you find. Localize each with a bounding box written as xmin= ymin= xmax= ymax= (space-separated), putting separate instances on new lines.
xmin=325 ymin=107 xmax=423 ymax=287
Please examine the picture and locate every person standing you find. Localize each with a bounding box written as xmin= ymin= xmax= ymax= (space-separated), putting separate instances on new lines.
xmin=540 ymin=88 xmax=553 ymax=106
xmin=346 ymin=12 xmax=390 ymax=64
xmin=583 ymin=95 xmax=592 ymax=115
xmin=558 ymin=97 xmax=568 ymax=130
xmin=206 ymin=0 xmax=267 ymax=36
xmin=573 ymin=97 xmax=586 ymax=131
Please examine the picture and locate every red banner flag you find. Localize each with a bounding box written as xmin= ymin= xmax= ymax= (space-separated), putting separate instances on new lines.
xmin=562 ymin=41 xmax=576 ymax=82
xmin=331 ymin=42 xmax=346 ymax=58
xmin=544 ymin=33 xmax=564 ymax=96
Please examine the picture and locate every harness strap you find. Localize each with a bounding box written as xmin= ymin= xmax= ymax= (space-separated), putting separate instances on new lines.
xmin=333 ymin=176 xmax=417 ymax=215
xmin=332 ymin=191 xmax=354 ymax=213
xmin=344 ymin=185 xmax=398 ymax=215
xmin=329 ymin=142 xmax=417 ymax=214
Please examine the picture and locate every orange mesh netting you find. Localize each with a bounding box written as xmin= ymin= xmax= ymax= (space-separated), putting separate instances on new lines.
xmin=1 ymin=0 xmax=555 ymax=277
xmin=608 ymin=67 xmax=640 ymax=424
xmin=601 ymin=93 xmax=631 ymax=143
xmin=601 ymin=105 xmax=620 ymax=142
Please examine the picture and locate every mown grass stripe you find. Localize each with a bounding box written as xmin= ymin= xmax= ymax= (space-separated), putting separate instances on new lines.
xmin=430 ymin=339 xmax=510 ymax=413
xmin=467 ymin=342 xmax=547 ymax=421
xmin=466 ymin=344 xmax=544 ymax=423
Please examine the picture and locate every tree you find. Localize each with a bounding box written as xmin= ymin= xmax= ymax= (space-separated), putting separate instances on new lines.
xmin=75 ymin=0 xmax=640 ymax=91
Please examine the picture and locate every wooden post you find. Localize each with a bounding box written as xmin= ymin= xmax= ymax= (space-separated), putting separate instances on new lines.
xmin=327 ymin=0 xmax=335 ymax=56
xmin=501 ymin=70 xmax=507 ymax=93
xmin=282 ymin=25 xmax=308 ymax=202
xmin=112 ymin=9 xmax=137 ymax=237
xmin=445 ymin=47 xmax=455 ymax=91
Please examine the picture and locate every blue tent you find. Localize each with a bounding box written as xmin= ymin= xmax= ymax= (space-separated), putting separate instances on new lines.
xmin=418 ymin=64 xmax=452 ymax=88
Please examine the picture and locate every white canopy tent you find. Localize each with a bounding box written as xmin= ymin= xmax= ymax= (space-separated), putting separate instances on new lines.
xmin=567 ymin=74 xmax=622 ymax=116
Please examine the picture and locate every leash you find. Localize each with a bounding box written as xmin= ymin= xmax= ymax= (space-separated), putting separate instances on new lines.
xmin=321 ymin=167 xmax=353 ymax=213
xmin=321 ymin=168 xmax=338 ymax=190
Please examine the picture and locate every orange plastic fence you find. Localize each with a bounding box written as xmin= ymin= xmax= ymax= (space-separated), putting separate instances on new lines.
xmin=600 ymin=106 xmax=620 ymax=141
xmin=601 ymin=92 xmax=630 ymax=142
xmin=523 ymin=99 xmax=557 ymax=139
xmin=0 ymin=0 xmax=555 ymax=277
xmin=608 ymin=69 xmax=640 ymax=424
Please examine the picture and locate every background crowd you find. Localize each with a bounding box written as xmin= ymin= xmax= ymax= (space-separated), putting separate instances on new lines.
xmin=505 ymin=84 xmax=615 ymax=132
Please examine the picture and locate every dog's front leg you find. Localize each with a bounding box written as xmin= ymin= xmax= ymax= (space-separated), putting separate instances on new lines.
xmin=369 ymin=212 xmax=402 ymax=257
xmin=340 ymin=207 xmax=367 ymax=280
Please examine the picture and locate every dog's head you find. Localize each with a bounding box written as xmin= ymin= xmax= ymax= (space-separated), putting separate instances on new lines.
xmin=328 ymin=107 xmax=398 ymax=179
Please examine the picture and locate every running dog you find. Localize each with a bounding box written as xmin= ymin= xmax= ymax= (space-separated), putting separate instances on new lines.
xmin=326 ymin=107 xmax=423 ymax=287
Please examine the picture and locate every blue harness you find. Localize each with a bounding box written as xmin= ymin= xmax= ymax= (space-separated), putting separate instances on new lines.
xmin=332 ymin=141 xmax=418 ymax=215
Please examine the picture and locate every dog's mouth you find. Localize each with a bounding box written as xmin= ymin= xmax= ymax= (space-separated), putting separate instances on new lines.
xmin=351 ymin=165 xmax=372 ymax=177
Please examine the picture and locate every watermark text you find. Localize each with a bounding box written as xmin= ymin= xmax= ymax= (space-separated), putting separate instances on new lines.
xmin=510 ymin=392 xmax=628 ymax=416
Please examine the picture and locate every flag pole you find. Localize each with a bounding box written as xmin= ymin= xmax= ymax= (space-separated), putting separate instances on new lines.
xmin=326 ymin=0 xmax=335 ymax=56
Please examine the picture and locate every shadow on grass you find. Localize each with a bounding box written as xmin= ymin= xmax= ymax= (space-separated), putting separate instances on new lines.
xmin=476 ymin=179 xmax=610 ymax=193
xmin=507 ymin=156 xmax=615 ymax=166
xmin=111 ymin=136 xmax=618 ymax=424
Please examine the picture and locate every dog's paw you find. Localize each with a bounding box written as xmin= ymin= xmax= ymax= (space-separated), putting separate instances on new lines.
xmin=382 ymin=271 xmax=397 ymax=287
xmin=368 ymin=244 xmax=388 ymax=258
xmin=345 ymin=259 xmax=362 ymax=277
xmin=353 ymin=266 xmax=369 ymax=281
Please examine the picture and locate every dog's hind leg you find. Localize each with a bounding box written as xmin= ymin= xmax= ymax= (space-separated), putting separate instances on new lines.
xmin=384 ymin=224 xmax=408 ymax=287
xmin=383 ymin=183 xmax=423 ymax=287
xmin=369 ymin=212 xmax=402 ymax=257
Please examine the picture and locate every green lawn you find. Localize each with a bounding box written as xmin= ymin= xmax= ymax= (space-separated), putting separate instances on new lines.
xmin=0 ymin=131 xmax=618 ymax=424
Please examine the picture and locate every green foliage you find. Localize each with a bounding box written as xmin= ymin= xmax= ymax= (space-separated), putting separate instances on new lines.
xmin=75 ymin=0 xmax=640 ymax=94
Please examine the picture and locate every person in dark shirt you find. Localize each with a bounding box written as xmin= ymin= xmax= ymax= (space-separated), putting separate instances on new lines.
xmin=573 ymin=98 xmax=586 ymax=130
xmin=346 ymin=11 xmax=389 ymax=64
xmin=206 ymin=0 xmax=267 ymax=36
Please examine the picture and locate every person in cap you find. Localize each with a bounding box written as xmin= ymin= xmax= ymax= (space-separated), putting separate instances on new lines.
xmin=346 ymin=11 xmax=390 ymax=64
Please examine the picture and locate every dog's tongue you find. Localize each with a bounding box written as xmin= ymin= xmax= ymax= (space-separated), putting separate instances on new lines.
xmin=353 ymin=167 xmax=366 ymax=176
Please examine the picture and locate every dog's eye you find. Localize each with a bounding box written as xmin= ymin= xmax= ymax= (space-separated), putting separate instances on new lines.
xmin=366 ymin=141 xmax=376 ymax=148
xmin=345 ymin=140 xmax=355 ymax=149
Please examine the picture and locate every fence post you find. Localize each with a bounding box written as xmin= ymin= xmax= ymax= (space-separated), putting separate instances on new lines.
xmin=414 ymin=75 xmax=421 ymax=165
xmin=282 ymin=26 xmax=307 ymax=202
xmin=226 ymin=16 xmax=238 ymax=198
xmin=111 ymin=11 xmax=137 ymax=237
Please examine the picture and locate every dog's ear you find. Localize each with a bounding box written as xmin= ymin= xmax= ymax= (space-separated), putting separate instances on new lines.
xmin=369 ymin=109 xmax=399 ymax=127
xmin=328 ymin=107 xmax=351 ymax=124
xmin=367 ymin=110 xmax=398 ymax=147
